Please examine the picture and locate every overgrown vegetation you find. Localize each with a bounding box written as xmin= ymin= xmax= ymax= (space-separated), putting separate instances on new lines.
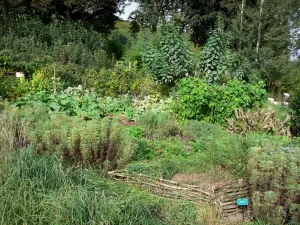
xmin=228 ymin=108 xmax=291 ymax=136
xmin=0 ymin=150 xmax=197 ymax=224
xmin=0 ymin=1 xmax=299 ymax=224
xmin=248 ymin=145 xmax=300 ymax=224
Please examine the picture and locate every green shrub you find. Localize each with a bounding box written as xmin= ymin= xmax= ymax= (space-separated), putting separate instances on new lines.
xmin=159 ymin=158 xmax=181 ymax=180
xmin=176 ymin=78 xmax=267 ymax=124
xmin=128 ymin=126 xmax=145 ymax=139
xmin=248 ymin=145 xmax=300 ymax=224
xmin=86 ymin=62 xmax=143 ymax=97
xmin=137 ymin=112 xmax=179 ymax=140
xmin=131 ymin=138 xmax=155 ymax=161
xmin=290 ymin=90 xmax=300 ymax=136
xmin=0 ymin=76 xmax=19 ymax=98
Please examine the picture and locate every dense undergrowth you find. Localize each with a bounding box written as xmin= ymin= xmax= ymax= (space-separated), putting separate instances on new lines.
xmin=1 ymin=101 xmax=299 ymax=224
xmin=0 ymin=150 xmax=198 ymax=225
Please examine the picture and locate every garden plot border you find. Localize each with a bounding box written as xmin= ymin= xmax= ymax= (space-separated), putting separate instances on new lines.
xmin=108 ymin=170 xmax=251 ymax=221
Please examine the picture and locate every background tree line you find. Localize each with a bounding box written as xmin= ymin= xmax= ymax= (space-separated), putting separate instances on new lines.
xmin=0 ymin=0 xmax=299 ymax=97
xmin=130 ymin=0 xmax=300 ymax=94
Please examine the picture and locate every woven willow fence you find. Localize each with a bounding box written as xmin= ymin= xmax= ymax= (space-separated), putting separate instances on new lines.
xmin=108 ymin=171 xmax=251 ymax=221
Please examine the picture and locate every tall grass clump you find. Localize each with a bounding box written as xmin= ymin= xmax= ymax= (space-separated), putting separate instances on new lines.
xmin=0 ymin=110 xmax=27 ymax=153
xmin=0 ymin=150 xmax=198 ymax=225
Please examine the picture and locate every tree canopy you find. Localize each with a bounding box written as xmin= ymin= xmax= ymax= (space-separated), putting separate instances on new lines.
xmin=0 ymin=0 xmax=126 ymax=34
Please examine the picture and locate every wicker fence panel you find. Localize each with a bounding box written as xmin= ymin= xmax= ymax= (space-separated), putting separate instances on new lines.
xmin=108 ymin=171 xmax=251 ymax=221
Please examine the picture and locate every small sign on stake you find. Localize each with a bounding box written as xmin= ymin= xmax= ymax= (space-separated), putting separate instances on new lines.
xmin=237 ymin=198 xmax=249 ymax=220
xmin=237 ymin=198 xmax=249 ymax=206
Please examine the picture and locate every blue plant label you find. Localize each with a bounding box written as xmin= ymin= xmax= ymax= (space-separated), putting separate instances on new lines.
xmin=237 ymin=198 xmax=249 ymax=206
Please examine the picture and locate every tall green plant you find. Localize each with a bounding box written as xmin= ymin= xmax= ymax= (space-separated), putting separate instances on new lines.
xmin=143 ymin=22 xmax=192 ymax=84
xmin=195 ymin=20 xmax=250 ymax=84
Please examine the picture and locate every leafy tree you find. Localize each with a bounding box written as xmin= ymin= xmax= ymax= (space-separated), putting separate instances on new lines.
xmin=181 ymin=0 xmax=228 ymax=45
xmin=130 ymin=0 xmax=228 ymax=45
xmin=0 ymin=0 xmax=126 ymax=34
xmin=223 ymin=0 xmax=300 ymax=94
xmin=0 ymin=0 xmax=23 ymax=26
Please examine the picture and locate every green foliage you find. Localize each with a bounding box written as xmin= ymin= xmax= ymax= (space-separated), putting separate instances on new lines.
xmin=0 ymin=0 xmax=123 ymax=35
xmin=128 ymin=126 xmax=145 ymax=139
xmin=137 ymin=112 xmax=179 ymax=140
xmin=153 ymin=137 xmax=188 ymax=159
xmin=143 ymin=22 xmax=192 ymax=84
xmin=0 ymin=150 xmax=198 ymax=224
xmin=248 ymin=145 xmax=300 ymax=224
xmin=281 ymin=62 xmax=300 ymax=93
xmin=0 ymin=15 xmax=113 ymax=92
xmin=0 ymin=109 xmax=27 ymax=152
xmin=132 ymin=0 xmax=226 ymax=45
xmin=128 ymin=120 xmax=243 ymax=177
xmin=179 ymin=120 xmax=227 ymax=141
xmin=176 ymin=78 xmax=267 ymax=124
xmin=122 ymin=29 xmax=151 ymax=68
xmin=224 ymin=0 xmax=298 ymax=93
xmin=131 ymin=138 xmax=156 ymax=161
xmin=14 ymin=91 xmax=132 ymax=120
xmin=126 ymin=120 xmax=298 ymax=179
xmin=11 ymin=107 xmax=136 ymax=169
xmin=106 ymin=21 xmax=135 ymax=60
xmin=195 ymin=23 xmax=250 ymax=84
xmin=290 ymin=90 xmax=300 ymax=136
xmin=132 ymin=95 xmax=174 ymax=118
xmin=86 ymin=62 xmax=143 ymax=97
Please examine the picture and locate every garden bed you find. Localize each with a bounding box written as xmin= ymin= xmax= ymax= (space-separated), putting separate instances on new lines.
xmin=108 ymin=170 xmax=251 ymax=222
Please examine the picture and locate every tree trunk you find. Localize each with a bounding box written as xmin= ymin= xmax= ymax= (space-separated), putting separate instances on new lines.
xmin=67 ymin=8 xmax=73 ymax=35
xmin=239 ymin=0 xmax=246 ymax=51
xmin=256 ymin=0 xmax=265 ymax=60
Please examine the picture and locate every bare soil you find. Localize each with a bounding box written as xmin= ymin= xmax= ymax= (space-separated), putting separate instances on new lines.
xmin=172 ymin=172 xmax=235 ymax=190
